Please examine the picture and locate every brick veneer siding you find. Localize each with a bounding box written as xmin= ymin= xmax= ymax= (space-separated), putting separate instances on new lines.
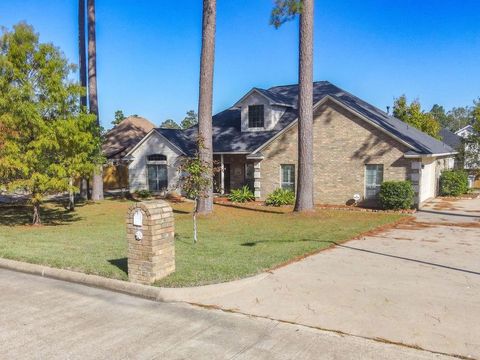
xmin=259 ymin=100 xmax=414 ymax=205
xmin=126 ymin=200 xmax=175 ymax=284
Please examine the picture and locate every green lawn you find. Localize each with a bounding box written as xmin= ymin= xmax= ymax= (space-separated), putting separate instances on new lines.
xmin=0 ymin=199 xmax=404 ymax=287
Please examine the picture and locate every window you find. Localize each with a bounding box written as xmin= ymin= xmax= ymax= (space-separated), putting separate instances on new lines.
xmin=147 ymin=154 xmax=168 ymax=192
xmin=248 ymin=105 xmax=264 ymax=128
xmin=147 ymin=154 xmax=167 ymax=162
xmin=365 ymin=164 xmax=384 ymax=199
xmin=281 ymin=165 xmax=295 ymax=191
xmin=148 ymin=164 xmax=168 ymax=192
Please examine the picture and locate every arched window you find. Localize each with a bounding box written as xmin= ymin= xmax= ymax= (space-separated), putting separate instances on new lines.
xmin=147 ymin=154 xmax=167 ymax=162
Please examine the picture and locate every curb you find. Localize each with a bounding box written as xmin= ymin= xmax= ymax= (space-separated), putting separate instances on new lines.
xmin=0 ymin=258 xmax=270 ymax=303
xmin=0 ymin=258 xmax=168 ymax=301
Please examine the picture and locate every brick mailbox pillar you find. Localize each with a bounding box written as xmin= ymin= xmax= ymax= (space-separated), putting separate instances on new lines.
xmin=126 ymin=200 xmax=175 ymax=285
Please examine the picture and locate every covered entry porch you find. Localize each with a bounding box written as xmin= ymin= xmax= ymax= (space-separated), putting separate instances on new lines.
xmin=213 ymin=154 xmax=262 ymax=198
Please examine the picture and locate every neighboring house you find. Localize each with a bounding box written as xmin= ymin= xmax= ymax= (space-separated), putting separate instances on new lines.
xmin=455 ymin=125 xmax=480 ymax=188
xmin=455 ymin=124 xmax=475 ymax=139
xmin=439 ymin=128 xmax=462 ymax=168
xmin=102 ymin=116 xmax=155 ymax=190
xmin=125 ymin=81 xmax=457 ymax=207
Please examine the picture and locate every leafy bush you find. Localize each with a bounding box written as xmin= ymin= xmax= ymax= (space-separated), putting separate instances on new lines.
xmin=439 ymin=170 xmax=469 ymax=196
xmin=228 ymin=186 xmax=255 ymax=203
xmin=134 ymin=190 xmax=152 ymax=199
xmin=265 ymin=188 xmax=295 ymax=206
xmin=379 ymin=181 xmax=414 ymax=210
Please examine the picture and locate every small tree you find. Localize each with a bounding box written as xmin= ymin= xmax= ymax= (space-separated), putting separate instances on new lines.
xmin=111 ymin=110 xmax=126 ymax=125
xmin=160 ymin=119 xmax=180 ymax=129
xmin=177 ymin=138 xmax=215 ymax=243
xmin=0 ymin=23 xmax=102 ymax=224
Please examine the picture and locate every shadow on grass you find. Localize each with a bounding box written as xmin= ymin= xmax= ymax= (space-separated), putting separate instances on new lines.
xmin=0 ymin=204 xmax=81 ymax=226
xmin=173 ymin=209 xmax=191 ymax=215
xmin=108 ymin=258 xmax=128 ymax=275
xmin=241 ymin=238 xmax=322 ymax=247
xmin=215 ymin=202 xmax=285 ymax=215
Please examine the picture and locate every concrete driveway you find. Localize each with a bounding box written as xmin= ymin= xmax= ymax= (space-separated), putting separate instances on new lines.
xmin=178 ymin=197 xmax=480 ymax=359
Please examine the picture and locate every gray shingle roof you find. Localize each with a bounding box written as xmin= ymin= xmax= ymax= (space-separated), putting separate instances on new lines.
xmin=155 ymin=108 xmax=298 ymax=155
xmin=155 ymin=81 xmax=456 ymax=157
xmin=439 ymin=128 xmax=462 ymax=150
xmin=267 ymin=82 xmax=456 ymax=155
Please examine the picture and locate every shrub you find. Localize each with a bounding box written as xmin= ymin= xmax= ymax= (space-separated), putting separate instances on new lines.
xmin=265 ymin=188 xmax=295 ymax=206
xmin=379 ymin=181 xmax=414 ymax=210
xmin=134 ymin=190 xmax=152 ymax=199
xmin=228 ymin=186 xmax=255 ymax=203
xmin=439 ymin=170 xmax=469 ymax=196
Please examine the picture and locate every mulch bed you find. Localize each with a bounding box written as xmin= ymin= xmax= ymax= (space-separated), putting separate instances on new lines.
xmin=214 ymin=198 xmax=416 ymax=214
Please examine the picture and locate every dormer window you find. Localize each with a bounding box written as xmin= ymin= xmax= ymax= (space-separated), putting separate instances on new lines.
xmin=248 ymin=105 xmax=264 ymax=128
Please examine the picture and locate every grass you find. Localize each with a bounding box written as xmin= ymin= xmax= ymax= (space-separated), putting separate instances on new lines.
xmin=0 ymin=199 xmax=404 ymax=287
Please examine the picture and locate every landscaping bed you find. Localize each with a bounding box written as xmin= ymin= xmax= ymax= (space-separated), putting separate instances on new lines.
xmin=214 ymin=197 xmax=416 ymax=214
xmin=0 ymin=199 xmax=405 ymax=287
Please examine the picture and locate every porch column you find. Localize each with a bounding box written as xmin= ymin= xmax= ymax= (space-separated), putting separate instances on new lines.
xmin=254 ymin=161 xmax=261 ymax=199
xmin=220 ymin=154 xmax=225 ymax=195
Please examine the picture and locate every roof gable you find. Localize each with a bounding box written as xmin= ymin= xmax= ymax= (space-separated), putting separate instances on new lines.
xmin=124 ymin=129 xmax=187 ymax=158
xmin=233 ymin=88 xmax=294 ymax=109
xmin=102 ymin=116 xmax=155 ymax=159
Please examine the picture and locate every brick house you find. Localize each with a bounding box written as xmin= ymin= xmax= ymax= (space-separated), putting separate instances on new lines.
xmin=124 ymin=82 xmax=456 ymax=207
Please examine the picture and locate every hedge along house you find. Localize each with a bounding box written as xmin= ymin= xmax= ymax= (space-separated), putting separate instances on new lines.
xmin=124 ymin=82 xmax=457 ymax=207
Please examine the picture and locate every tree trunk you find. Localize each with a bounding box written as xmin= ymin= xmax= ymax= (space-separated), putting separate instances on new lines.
xmin=193 ymin=198 xmax=198 ymax=244
xmin=87 ymin=0 xmax=104 ymax=201
xmin=80 ymin=178 xmax=88 ymax=200
xmin=32 ymin=201 xmax=41 ymax=226
xmin=196 ymin=0 xmax=216 ymax=214
xmin=78 ymin=0 xmax=87 ymax=109
xmin=86 ymin=178 xmax=91 ymax=200
xmin=68 ymin=177 xmax=75 ymax=211
xmin=294 ymin=0 xmax=314 ymax=212
xmin=78 ymin=1 xmax=89 ymax=202
xmin=91 ymin=166 xmax=103 ymax=201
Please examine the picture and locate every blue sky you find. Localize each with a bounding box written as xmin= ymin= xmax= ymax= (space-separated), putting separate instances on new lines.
xmin=1 ymin=1 xmax=479 ymax=130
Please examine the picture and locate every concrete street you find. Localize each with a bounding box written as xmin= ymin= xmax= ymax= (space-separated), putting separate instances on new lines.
xmin=173 ymin=197 xmax=480 ymax=359
xmin=0 ymin=269 xmax=449 ymax=359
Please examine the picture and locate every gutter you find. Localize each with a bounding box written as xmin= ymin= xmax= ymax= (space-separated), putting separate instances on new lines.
xmin=403 ymin=152 xmax=458 ymax=159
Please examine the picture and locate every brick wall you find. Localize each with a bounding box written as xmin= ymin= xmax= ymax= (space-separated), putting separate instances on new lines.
xmin=260 ymin=99 xmax=413 ymax=205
